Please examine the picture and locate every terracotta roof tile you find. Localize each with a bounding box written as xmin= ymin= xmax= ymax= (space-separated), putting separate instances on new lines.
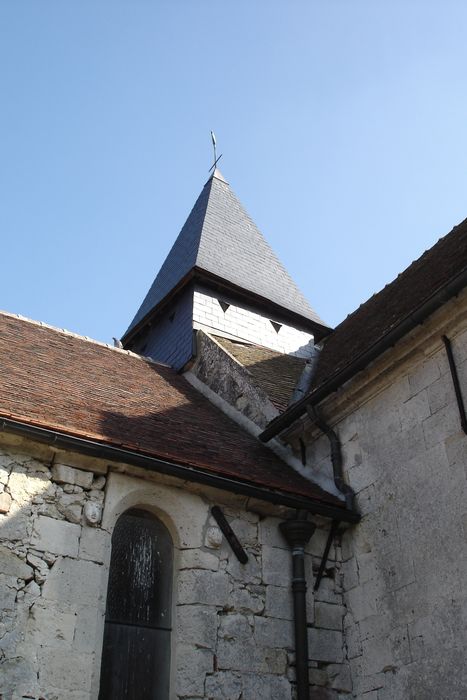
xmin=0 ymin=312 xmax=341 ymax=508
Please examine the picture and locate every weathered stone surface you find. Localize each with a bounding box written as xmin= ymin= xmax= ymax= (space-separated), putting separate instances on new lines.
xmin=0 ymin=656 xmax=39 ymax=699
xmin=180 ymin=547 xmax=219 ymax=571
xmin=178 ymin=569 xmax=230 ymax=606
xmin=0 ymin=463 xmax=10 ymax=484
xmin=261 ymin=545 xmax=290 ymax=587
xmin=346 ymin=581 xmax=378 ymax=622
xmin=259 ymin=517 xmax=288 ymax=550
xmin=225 ymin=548 xmax=261 ymax=584
xmin=0 ymin=509 xmax=30 ymax=540
xmin=38 ymin=648 xmax=93 ymax=693
xmin=241 ymin=672 xmax=292 ymax=700
xmin=204 ymin=671 xmax=243 ymax=699
xmin=26 ymin=599 xmax=76 ymax=647
xmin=225 ymin=517 xmax=257 ymax=547
xmin=254 ymin=616 xmax=294 ymax=649
xmin=0 ymin=573 xmax=19 ymax=610
xmin=176 ymin=604 xmax=218 ymax=648
xmin=27 ymin=552 xmax=49 ymax=583
xmin=327 ymin=663 xmax=353 ymax=692
xmin=0 ymin=544 xmax=33 ymax=579
xmin=265 ymin=584 xmax=293 ymax=620
xmin=31 ymin=515 xmax=81 ymax=557
xmin=230 ymin=585 xmax=264 ymax=614
xmin=308 ymin=628 xmax=343 ymax=663
xmin=176 ymin=643 xmax=213 ymax=697
xmin=52 ymin=464 xmax=93 ymax=489
xmin=0 ymin=490 xmax=12 ymax=513
xmin=42 ymin=557 xmax=104 ymax=606
xmin=79 ymin=526 xmax=109 ymax=563
xmin=314 ymin=602 xmax=345 ymax=631
xmin=8 ymin=469 xmax=51 ymax=504
xmin=206 ymin=525 xmax=223 ymax=548
xmin=92 ymin=475 xmax=106 ymax=490
xmin=73 ymin=603 xmax=105 ymax=653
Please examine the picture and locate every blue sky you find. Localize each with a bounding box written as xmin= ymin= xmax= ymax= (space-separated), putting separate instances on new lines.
xmin=2 ymin=1 xmax=467 ymax=343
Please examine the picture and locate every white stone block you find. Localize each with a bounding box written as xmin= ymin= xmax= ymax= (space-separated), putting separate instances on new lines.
xmin=37 ymin=648 xmax=93 ymax=693
xmin=42 ymin=557 xmax=105 ymax=607
xmin=79 ymin=526 xmax=109 ymax=563
xmin=26 ymin=599 xmax=76 ymax=647
xmin=230 ymin=585 xmax=265 ymax=615
xmin=52 ymin=464 xmax=93 ymax=489
xmin=31 ymin=515 xmax=81 ymax=557
xmin=73 ymin=603 xmax=105 ymax=653
xmin=8 ymin=469 xmax=50 ymax=505
xmin=204 ymin=671 xmax=242 ymax=699
xmin=265 ymin=585 xmax=293 ymax=621
xmin=254 ymin=616 xmax=294 ymax=649
xmin=0 ymin=491 xmax=12 ymax=513
xmin=0 ymin=544 xmax=33 ymax=579
xmin=261 ymin=546 xmax=290 ymax=587
xmin=308 ymin=627 xmax=343 ymax=663
xmin=176 ymin=604 xmax=218 ymax=647
xmin=178 ymin=569 xmax=230 ymax=606
xmin=315 ymin=602 xmax=345 ymax=631
xmin=242 ymin=672 xmax=292 ymax=700
xmin=179 ymin=548 xmax=219 ymax=571
xmin=176 ymin=643 xmax=213 ymax=697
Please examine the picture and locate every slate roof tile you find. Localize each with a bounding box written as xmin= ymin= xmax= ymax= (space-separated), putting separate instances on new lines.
xmin=126 ymin=170 xmax=327 ymax=335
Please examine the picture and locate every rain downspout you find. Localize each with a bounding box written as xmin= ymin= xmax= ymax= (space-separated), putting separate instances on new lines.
xmin=280 ymin=511 xmax=316 ymax=700
xmin=306 ymin=404 xmax=355 ymax=510
xmin=288 ymin=345 xmax=356 ymax=510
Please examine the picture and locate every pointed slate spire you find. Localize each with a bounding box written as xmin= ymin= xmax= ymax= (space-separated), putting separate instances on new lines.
xmin=124 ymin=170 xmax=327 ymax=338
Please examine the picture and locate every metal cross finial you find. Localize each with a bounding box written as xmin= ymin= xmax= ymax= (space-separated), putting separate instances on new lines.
xmin=209 ymin=130 xmax=223 ymax=172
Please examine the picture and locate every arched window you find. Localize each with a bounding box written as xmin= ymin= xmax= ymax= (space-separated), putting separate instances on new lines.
xmin=99 ymin=508 xmax=173 ymax=699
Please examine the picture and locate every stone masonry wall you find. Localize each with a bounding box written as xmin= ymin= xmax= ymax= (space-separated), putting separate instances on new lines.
xmin=193 ymin=288 xmax=315 ymax=358
xmin=0 ymin=439 xmax=349 ymax=700
xmin=299 ymin=293 xmax=467 ymax=699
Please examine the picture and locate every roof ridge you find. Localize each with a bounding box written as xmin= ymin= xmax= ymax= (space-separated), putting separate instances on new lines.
xmin=0 ymin=309 xmax=172 ymax=368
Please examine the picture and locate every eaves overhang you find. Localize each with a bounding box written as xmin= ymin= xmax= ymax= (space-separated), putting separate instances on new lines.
xmin=260 ymin=264 xmax=467 ymax=443
xmin=0 ymin=416 xmax=359 ymax=524
xmin=122 ymin=266 xmax=332 ymax=346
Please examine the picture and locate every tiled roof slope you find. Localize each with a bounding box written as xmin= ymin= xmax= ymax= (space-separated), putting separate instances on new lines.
xmin=0 ymin=312 xmax=340 ymax=506
xmin=312 ymin=217 xmax=467 ymax=390
xmin=214 ymin=335 xmax=307 ymax=412
xmin=125 ymin=170 xmax=327 ymax=335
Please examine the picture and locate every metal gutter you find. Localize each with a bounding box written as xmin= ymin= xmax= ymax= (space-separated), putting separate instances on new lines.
xmin=260 ymin=266 xmax=467 ymax=443
xmin=0 ymin=417 xmax=359 ymax=524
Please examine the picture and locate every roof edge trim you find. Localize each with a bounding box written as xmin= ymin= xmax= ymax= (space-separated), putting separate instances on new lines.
xmin=260 ymin=264 xmax=467 ymax=442
xmin=122 ymin=267 xmax=331 ymax=345
xmin=0 ymin=416 xmax=358 ymax=523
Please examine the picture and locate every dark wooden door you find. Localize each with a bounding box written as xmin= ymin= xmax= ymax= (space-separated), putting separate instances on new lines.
xmin=99 ymin=509 xmax=173 ymax=700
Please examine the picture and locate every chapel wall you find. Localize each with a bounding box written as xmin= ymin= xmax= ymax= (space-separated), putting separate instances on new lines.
xmin=0 ymin=441 xmax=349 ymax=700
xmin=301 ymin=293 xmax=467 ymax=699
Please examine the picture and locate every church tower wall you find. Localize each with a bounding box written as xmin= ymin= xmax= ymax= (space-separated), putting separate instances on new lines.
xmin=193 ymin=286 xmax=315 ymax=358
xmin=130 ymin=287 xmax=194 ymax=369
